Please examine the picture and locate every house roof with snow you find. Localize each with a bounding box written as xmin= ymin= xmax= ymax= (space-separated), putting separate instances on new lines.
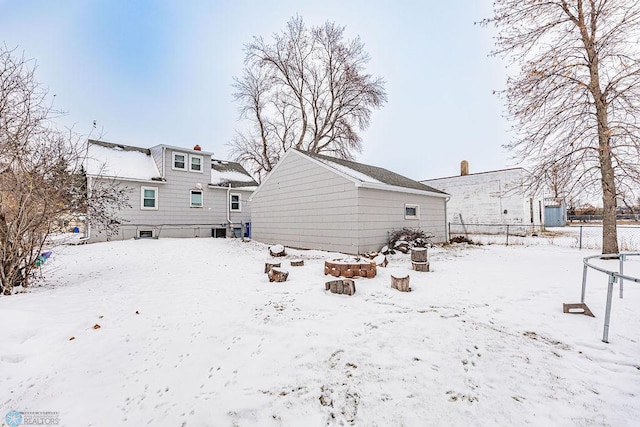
xmin=210 ymin=159 xmax=258 ymax=188
xmin=85 ymin=140 xmax=162 ymax=181
xmin=86 ymin=140 xmax=256 ymax=187
xmin=301 ymin=150 xmax=447 ymax=195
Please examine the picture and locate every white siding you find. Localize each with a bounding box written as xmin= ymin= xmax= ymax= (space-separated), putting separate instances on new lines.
xmin=251 ymin=151 xmax=359 ymax=253
xmin=356 ymin=187 xmax=447 ymax=252
xmin=149 ymin=145 xmax=164 ymax=175
xmin=88 ymin=146 xmax=252 ymax=242
xmin=251 ymin=151 xmax=449 ymax=254
xmin=423 ymin=169 xmax=542 ymax=227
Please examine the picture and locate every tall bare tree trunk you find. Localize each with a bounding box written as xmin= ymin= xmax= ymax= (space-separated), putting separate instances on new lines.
xmin=577 ymin=5 xmax=620 ymax=255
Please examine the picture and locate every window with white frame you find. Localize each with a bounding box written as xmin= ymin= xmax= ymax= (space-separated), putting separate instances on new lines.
xmin=190 ymin=190 xmax=203 ymax=208
xmin=172 ymin=152 xmax=187 ymax=170
xmin=189 ymin=154 xmax=203 ymax=172
xmin=141 ymin=186 xmax=158 ymax=210
xmin=230 ymin=193 xmax=241 ymax=211
xmin=404 ymin=203 xmax=419 ymax=219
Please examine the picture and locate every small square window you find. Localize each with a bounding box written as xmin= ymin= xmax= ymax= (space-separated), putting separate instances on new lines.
xmin=405 ymin=204 xmax=419 ymax=219
xmin=190 ymin=190 xmax=203 ymax=208
xmin=189 ymin=155 xmax=203 ymax=172
xmin=141 ymin=187 xmax=158 ymax=210
xmin=173 ymin=152 xmax=186 ymax=170
xmin=230 ymin=193 xmax=241 ymax=211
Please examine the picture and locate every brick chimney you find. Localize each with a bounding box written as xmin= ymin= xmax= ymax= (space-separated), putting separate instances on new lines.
xmin=193 ymin=144 xmax=201 ymax=151
xmin=460 ymin=160 xmax=469 ymax=176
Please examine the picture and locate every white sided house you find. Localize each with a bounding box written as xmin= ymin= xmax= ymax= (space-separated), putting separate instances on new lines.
xmin=250 ymin=149 xmax=449 ymax=254
xmin=421 ymin=162 xmax=544 ymax=234
xmin=85 ymin=140 xmax=256 ymax=242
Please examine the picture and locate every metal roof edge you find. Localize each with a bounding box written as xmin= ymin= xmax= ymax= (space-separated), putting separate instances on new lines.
xmin=86 ymin=174 xmax=167 ymax=184
xmin=358 ymin=181 xmax=450 ymax=198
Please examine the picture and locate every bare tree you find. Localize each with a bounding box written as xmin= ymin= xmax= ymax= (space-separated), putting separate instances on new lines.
xmin=481 ymin=0 xmax=640 ymax=254
xmin=0 ymin=45 xmax=128 ymax=295
xmin=229 ymin=16 xmax=387 ymax=180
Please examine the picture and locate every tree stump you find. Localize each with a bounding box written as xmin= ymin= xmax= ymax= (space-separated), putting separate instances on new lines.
xmin=411 ymin=247 xmax=428 ymax=263
xmin=290 ymin=259 xmax=304 ymax=267
xmin=264 ymin=262 xmax=281 ymax=273
xmin=269 ymin=244 xmax=286 ymax=257
xmin=412 ymin=262 xmax=430 ymax=272
xmin=268 ymin=267 xmax=289 ymax=282
xmin=391 ymin=273 xmax=411 ymax=292
xmin=325 ymin=279 xmax=356 ymax=295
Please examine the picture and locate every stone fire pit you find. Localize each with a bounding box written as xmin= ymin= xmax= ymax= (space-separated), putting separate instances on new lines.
xmin=324 ymin=257 xmax=377 ymax=278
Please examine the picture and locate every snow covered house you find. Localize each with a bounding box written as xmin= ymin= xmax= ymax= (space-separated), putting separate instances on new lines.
xmin=421 ymin=162 xmax=544 ymax=233
xmin=249 ymin=149 xmax=449 ymax=254
xmin=84 ymin=140 xmax=257 ymax=242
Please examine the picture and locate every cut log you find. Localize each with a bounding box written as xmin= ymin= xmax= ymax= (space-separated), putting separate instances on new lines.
xmin=394 ymin=240 xmax=410 ymax=253
xmin=264 ymin=262 xmax=281 ymax=273
xmin=412 ymin=261 xmax=430 ymax=272
xmin=269 ymin=244 xmax=286 ymax=257
xmin=391 ymin=273 xmax=411 ymax=292
xmin=325 ymin=279 xmax=356 ymax=295
xmin=290 ymin=259 xmax=304 ymax=267
xmin=268 ymin=267 xmax=289 ymax=282
xmin=411 ymin=247 xmax=428 ymax=263
xmin=373 ymin=254 xmax=388 ymax=267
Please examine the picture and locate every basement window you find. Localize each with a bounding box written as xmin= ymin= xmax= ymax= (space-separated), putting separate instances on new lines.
xmin=139 ymin=230 xmax=153 ymax=238
xmin=405 ymin=204 xmax=420 ymax=219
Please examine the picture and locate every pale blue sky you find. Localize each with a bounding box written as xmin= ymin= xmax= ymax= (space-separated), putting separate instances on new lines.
xmin=0 ymin=0 xmax=510 ymax=180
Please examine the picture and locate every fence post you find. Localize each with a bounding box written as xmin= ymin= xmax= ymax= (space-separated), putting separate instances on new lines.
xmin=506 ymin=224 xmax=510 ymax=246
xmin=579 ymin=226 xmax=583 ymax=250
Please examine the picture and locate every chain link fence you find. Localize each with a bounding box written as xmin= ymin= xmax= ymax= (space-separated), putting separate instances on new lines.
xmin=448 ymin=223 xmax=640 ymax=251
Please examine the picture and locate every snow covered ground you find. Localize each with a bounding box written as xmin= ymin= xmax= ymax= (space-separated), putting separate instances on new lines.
xmin=1 ymin=238 xmax=639 ymax=426
xmin=453 ymin=225 xmax=640 ymax=251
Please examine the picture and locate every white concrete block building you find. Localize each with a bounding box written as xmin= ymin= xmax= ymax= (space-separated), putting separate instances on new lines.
xmin=421 ymin=163 xmax=543 ymax=233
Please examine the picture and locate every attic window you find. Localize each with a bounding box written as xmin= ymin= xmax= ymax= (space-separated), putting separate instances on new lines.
xmin=190 ymin=154 xmax=203 ymax=172
xmin=405 ymin=204 xmax=419 ymax=219
xmin=173 ymin=152 xmax=186 ymax=170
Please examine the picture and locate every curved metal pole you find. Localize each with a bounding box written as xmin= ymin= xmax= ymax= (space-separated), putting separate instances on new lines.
xmin=603 ymin=274 xmax=615 ymax=343
xmin=581 ymin=263 xmax=588 ymax=303
xmin=580 ymin=252 xmax=640 ymax=343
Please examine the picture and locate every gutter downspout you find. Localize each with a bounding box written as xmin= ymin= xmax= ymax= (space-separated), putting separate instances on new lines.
xmin=226 ymin=183 xmax=232 ymax=235
xmin=80 ymin=175 xmax=92 ymax=243
xmin=445 ymin=196 xmax=451 ymax=243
